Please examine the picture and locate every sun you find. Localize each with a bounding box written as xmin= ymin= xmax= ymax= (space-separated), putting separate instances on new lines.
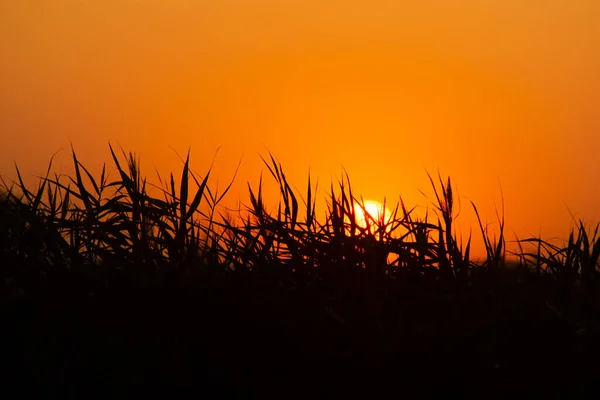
xmin=347 ymin=199 xmax=393 ymax=235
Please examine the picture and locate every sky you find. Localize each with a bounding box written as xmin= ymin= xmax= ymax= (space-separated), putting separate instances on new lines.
xmin=1 ymin=0 xmax=599 ymax=257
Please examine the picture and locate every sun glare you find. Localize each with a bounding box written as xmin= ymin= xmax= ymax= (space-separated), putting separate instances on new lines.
xmin=348 ymin=200 xmax=393 ymax=235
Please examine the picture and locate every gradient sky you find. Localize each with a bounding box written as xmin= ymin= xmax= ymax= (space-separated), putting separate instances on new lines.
xmin=1 ymin=1 xmax=599 ymax=257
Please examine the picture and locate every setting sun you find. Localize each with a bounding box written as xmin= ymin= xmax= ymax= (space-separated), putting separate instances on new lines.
xmin=348 ymin=200 xmax=393 ymax=235
xmin=3 ymin=1 xmax=600 ymax=392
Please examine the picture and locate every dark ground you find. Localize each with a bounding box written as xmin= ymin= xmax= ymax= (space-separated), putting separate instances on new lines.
xmin=2 ymin=271 xmax=600 ymax=399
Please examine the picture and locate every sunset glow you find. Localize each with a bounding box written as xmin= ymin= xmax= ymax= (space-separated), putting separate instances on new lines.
xmin=4 ymin=2 xmax=600 ymax=390
xmin=1 ymin=1 xmax=599 ymax=258
xmin=349 ymin=200 xmax=393 ymax=236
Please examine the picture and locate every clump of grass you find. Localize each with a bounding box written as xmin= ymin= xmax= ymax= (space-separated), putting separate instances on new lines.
xmin=517 ymin=221 xmax=600 ymax=291
xmin=0 ymin=143 xmax=597 ymax=303
xmin=0 ymin=144 xmax=238 ymax=293
xmin=4 ymin=144 xmax=600 ymax=397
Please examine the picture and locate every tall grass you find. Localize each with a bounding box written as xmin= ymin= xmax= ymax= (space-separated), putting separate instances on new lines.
xmin=517 ymin=221 xmax=600 ymax=292
xmin=4 ymin=144 xmax=600 ymax=399
xmin=1 ymin=144 xmax=599 ymax=302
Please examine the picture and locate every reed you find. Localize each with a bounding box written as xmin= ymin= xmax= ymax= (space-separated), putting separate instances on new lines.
xmin=3 ymin=144 xmax=599 ymax=396
xmin=3 ymin=145 xmax=599 ymax=295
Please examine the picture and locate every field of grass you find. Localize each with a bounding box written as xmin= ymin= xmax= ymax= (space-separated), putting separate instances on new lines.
xmin=2 ymin=144 xmax=600 ymax=397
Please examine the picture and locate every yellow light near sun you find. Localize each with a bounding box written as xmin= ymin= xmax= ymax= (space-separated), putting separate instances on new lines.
xmin=349 ymin=200 xmax=393 ymax=235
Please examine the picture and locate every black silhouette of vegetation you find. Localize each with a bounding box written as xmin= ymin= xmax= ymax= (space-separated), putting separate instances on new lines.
xmin=1 ymin=144 xmax=600 ymax=397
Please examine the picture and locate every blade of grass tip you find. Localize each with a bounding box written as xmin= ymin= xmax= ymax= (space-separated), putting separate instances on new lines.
xmin=74 ymin=155 xmax=101 ymax=199
xmin=141 ymin=175 xmax=148 ymax=197
xmin=272 ymin=197 xmax=281 ymax=225
xmin=453 ymin=231 xmax=471 ymax=278
xmin=492 ymin=184 xmax=506 ymax=263
xmin=60 ymin=184 xmax=71 ymax=221
xmin=247 ymin=182 xmax=261 ymax=218
xmin=437 ymin=219 xmax=450 ymax=276
xmin=425 ymin=170 xmax=443 ymax=215
xmin=99 ymin=163 xmax=108 ymax=193
xmin=286 ymin=182 xmax=298 ymax=227
xmin=310 ymin=180 xmax=319 ymax=228
xmin=279 ymin=174 xmax=292 ymax=222
xmin=201 ymin=178 xmax=218 ymax=210
xmin=259 ymin=153 xmax=281 ymax=193
xmin=342 ymin=169 xmax=356 ymax=221
xmin=179 ymin=149 xmax=190 ymax=221
xmin=0 ymin=176 xmax=15 ymax=199
xmin=447 ymin=176 xmax=453 ymax=214
xmin=379 ymin=197 xmax=387 ymax=228
xmin=389 ymin=201 xmax=400 ymax=222
xmin=400 ymin=197 xmax=412 ymax=222
xmin=340 ymin=184 xmax=356 ymax=236
xmin=270 ymin=153 xmax=285 ymax=185
xmin=440 ymin=175 xmax=455 ymax=259
xmin=262 ymin=155 xmax=289 ymax=213
xmin=30 ymin=156 xmax=55 ymax=213
xmin=46 ymin=181 xmax=56 ymax=216
xmin=343 ymin=168 xmax=355 ymax=210
xmin=306 ymin=171 xmax=313 ymax=228
xmin=470 ymin=200 xmax=494 ymax=262
xmin=330 ymin=183 xmax=342 ymax=236
xmin=50 ymin=180 xmax=67 ymax=222
xmin=167 ymin=172 xmax=176 ymax=204
xmin=535 ymin=233 xmax=542 ymax=275
xmin=127 ymin=151 xmax=142 ymax=195
xmin=109 ymin=142 xmax=128 ymax=183
xmin=248 ymin=172 xmax=264 ymax=213
xmin=154 ymin=167 xmax=165 ymax=193
xmin=588 ymin=221 xmax=600 ymax=245
xmin=562 ymin=211 xmax=581 ymax=267
xmin=580 ymin=220 xmax=589 ymax=255
xmin=589 ymin=222 xmax=600 ymax=269
xmin=590 ymin=221 xmax=600 ymax=243
xmin=576 ymin=221 xmax=590 ymax=277
xmin=269 ymin=157 xmax=290 ymax=220
xmin=70 ymin=145 xmax=96 ymax=217
xmin=464 ymin=234 xmax=471 ymax=267
xmin=14 ymin=162 xmax=34 ymax=205
xmin=284 ymin=171 xmax=299 ymax=229
xmin=258 ymin=172 xmax=264 ymax=217
xmin=213 ymin=158 xmax=242 ymax=206
xmin=563 ymin=230 xmax=576 ymax=272
xmin=185 ymin=167 xmax=211 ymax=222
xmin=513 ymin=231 xmax=526 ymax=267
xmin=440 ymin=173 xmax=452 ymax=219
xmin=493 ymin=236 xmax=504 ymax=267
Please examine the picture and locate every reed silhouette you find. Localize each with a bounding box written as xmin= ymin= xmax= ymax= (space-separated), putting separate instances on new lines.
xmin=1 ymin=144 xmax=599 ymax=397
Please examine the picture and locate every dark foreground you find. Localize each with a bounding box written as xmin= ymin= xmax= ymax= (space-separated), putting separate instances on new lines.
xmin=3 ymin=269 xmax=600 ymax=399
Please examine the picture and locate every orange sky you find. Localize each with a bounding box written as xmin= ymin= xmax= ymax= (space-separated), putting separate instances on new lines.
xmin=1 ymin=1 xmax=599 ymax=257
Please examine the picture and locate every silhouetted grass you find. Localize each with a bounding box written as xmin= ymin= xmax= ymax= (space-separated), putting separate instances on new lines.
xmin=1 ymin=145 xmax=600 ymax=397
